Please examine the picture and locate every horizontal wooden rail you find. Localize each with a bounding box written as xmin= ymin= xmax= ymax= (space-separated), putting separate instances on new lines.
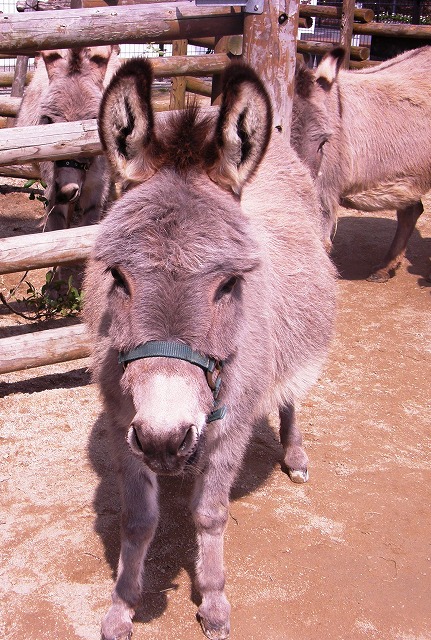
xmin=185 ymin=76 xmax=211 ymax=97
xmin=0 ymin=97 xmax=22 ymax=117
xmin=349 ymin=59 xmax=380 ymax=69
xmin=0 ymin=324 xmax=91 ymax=374
xmin=0 ymin=164 xmax=39 ymax=178
xmin=353 ymin=22 xmax=431 ymax=37
xmin=0 ymin=119 xmax=100 ymax=165
xmin=0 ymin=102 xmax=216 ymax=167
xmin=299 ymin=4 xmax=374 ymax=23
xmin=0 ymin=3 xmax=243 ymax=55
xmin=148 ymin=51 xmax=229 ymax=76
xmin=0 ymin=225 xmax=98 ymax=274
xmin=0 ymin=71 xmax=33 ymax=87
xmin=297 ymin=40 xmax=370 ymax=61
xmin=0 ymin=53 xmax=228 ymax=117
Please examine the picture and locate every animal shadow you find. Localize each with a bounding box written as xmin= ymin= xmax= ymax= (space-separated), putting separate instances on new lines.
xmin=332 ymin=214 xmax=431 ymax=283
xmin=87 ymin=411 xmax=283 ymax=624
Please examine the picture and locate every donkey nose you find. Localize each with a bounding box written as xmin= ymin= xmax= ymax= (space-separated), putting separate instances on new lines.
xmin=56 ymin=183 xmax=80 ymax=203
xmin=128 ymin=422 xmax=199 ymax=468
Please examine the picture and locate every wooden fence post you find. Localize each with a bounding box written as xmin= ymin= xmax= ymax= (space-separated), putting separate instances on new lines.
xmin=169 ymin=39 xmax=188 ymax=109
xmin=242 ymin=0 xmax=299 ymax=140
xmin=339 ymin=0 xmax=356 ymax=69
xmin=6 ymin=56 xmax=29 ymax=127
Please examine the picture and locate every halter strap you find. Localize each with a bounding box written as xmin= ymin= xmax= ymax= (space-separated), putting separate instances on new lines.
xmin=55 ymin=159 xmax=90 ymax=171
xmin=119 ymin=340 xmax=227 ymax=423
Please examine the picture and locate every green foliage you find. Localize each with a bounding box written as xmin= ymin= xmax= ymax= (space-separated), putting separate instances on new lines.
xmin=7 ymin=270 xmax=84 ymax=320
xmin=23 ymin=178 xmax=48 ymax=205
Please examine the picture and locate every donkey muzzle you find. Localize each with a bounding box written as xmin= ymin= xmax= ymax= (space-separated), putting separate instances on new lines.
xmin=55 ymin=182 xmax=81 ymax=204
xmin=127 ymin=421 xmax=199 ymax=475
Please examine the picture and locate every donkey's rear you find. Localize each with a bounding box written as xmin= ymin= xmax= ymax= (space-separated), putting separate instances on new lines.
xmin=85 ymin=59 xmax=336 ymax=640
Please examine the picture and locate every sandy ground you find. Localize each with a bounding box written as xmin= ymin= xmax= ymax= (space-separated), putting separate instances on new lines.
xmin=0 ymin=190 xmax=430 ymax=640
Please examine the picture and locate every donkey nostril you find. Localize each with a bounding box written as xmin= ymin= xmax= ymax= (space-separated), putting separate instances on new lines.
xmin=178 ymin=426 xmax=197 ymax=456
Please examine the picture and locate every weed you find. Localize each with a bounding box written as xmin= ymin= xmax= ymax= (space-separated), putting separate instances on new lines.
xmin=0 ymin=269 xmax=84 ymax=321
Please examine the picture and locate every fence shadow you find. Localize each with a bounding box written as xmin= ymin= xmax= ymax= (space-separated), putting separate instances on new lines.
xmin=87 ymin=410 xmax=282 ymax=624
xmin=0 ymin=366 xmax=90 ymax=398
xmin=332 ymin=214 xmax=431 ymax=283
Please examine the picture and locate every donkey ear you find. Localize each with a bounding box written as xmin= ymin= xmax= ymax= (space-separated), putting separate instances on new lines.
xmin=315 ymin=47 xmax=345 ymax=91
xmin=85 ymin=46 xmax=118 ymax=86
xmin=41 ymin=49 xmax=68 ymax=81
xmin=208 ymin=63 xmax=272 ymax=195
xmin=98 ymin=58 xmax=159 ymax=186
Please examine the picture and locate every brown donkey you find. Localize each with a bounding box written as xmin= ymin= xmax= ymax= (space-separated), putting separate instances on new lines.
xmin=292 ymin=46 xmax=431 ymax=281
xmin=84 ymin=59 xmax=337 ymax=640
xmin=16 ymin=46 xmax=119 ymax=231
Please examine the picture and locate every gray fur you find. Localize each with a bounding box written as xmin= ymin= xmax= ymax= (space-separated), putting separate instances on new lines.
xmin=292 ymin=46 xmax=431 ymax=281
xmin=84 ymin=59 xmax=336 ymax=640
xmin=16 ymin=46 xmax=119 ymax=231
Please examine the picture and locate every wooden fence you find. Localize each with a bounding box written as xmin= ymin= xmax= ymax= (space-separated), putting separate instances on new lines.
xmin=1 ymin=0 xmax=431 ymax=374
xmin=0 ymin=0 xmax=299 ymax=374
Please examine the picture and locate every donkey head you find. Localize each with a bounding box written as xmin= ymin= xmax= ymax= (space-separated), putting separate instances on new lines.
xmin=39 ymin=46 xmax=118 ymax=226
xmin=91 ymin=59 xmax=272 ymax=475
xmin=292 ymin=47 xmax=344 ymax=178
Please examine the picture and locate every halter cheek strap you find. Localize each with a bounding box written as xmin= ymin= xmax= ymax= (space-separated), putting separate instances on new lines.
xmin=119 ymin=340 xmax=227 ymax=423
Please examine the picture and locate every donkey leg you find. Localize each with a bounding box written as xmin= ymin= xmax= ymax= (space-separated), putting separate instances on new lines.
xmin=191 ymin=462 xmax=238 ymax=640
xmin=102 ymin=460 xmax=159 ymax=640
xmin=44 ymin=202 xmax=71 ymax=231
xmin=368 ymin=201 xmax=423 ymax=283
xmin=280 ymin=403 xmax=309 ymax=484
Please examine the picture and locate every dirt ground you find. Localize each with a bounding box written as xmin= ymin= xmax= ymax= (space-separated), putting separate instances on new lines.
xmin=0 ymin=188 xmax=430 ymax=640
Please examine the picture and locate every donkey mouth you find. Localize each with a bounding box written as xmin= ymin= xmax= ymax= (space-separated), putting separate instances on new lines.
xmin=127 ymin=425 xmax=200 ymax=475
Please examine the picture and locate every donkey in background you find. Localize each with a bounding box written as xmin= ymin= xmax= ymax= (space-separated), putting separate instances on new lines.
xmin=16 ymin=46 xmax=119 ymax=231
xmin=84 ymin=58 xmax=336 ymax=640
xmin=292 ymin=46 xmax=431 ymax=282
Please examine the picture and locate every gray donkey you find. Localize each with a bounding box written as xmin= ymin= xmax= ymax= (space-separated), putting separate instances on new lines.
xmin=292 ymin=46 xmax=431 ymax=281
xmin=16 ymin=46 xmax=119 ymax=231
xmin=84 ymin=59 xmax=337 ymax=640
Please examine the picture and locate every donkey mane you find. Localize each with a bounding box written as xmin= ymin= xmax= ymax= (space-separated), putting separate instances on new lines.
xmin=295 ymin=63 xmax=315 ymax=100
xmin=68 ymin=48 xmax=83 ymax=75
xmin=160 ymin=105 xmax=214 ymax=173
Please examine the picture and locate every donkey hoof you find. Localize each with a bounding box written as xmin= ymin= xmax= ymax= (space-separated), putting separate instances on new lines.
xmin=367 ymin=269 xmax=390 ymax=283
xmin=197 ymin=599 xmax=230 ymax=640
xmin=198 ymin=616 xmax=230 ymax=640
xmin=101 ymin=604 xmax=133 ymax=640
xmin=287 ymin=468 xmax=309 ymax=484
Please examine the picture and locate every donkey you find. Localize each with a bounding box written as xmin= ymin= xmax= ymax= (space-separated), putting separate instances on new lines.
xmin=16 ymin=46 xmax=119 ymax=231
xmin=84 ymin=58 xmax=336 ymax=640
xmin=292 ymin=46 xmax=431 ymax=282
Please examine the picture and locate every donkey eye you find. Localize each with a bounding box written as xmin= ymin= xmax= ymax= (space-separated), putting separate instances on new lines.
xmin=40 ymin=115 xmax=53 ymax=125
xmin=215 ymin=276 xmax=238 ymax=301
xmin=110 ymin=267 xmax=130 ymax=295
xmin=317 ymin=136 xmax=329 ymax=153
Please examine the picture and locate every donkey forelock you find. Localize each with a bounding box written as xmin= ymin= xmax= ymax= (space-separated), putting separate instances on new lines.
xmin=94 ymin=169 xmax=260 ymax=276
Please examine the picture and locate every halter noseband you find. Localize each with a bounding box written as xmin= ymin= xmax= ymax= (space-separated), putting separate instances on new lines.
xmin=119 ymin=341 xmax=227 ymax=423
xmin=55 ymin=159 xmax=90 ymax=171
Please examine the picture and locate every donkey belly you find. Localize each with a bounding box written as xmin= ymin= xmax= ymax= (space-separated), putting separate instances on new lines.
xmin=340 ymin=177 xmax=428 ymax=212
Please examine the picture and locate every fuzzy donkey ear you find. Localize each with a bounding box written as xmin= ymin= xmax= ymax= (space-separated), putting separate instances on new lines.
xmin=315 ymin=47 xmax=345 ymax=91
xmin=98 ymin=58 xmax=160 ymax=186
xmin=41 ymin=49 xmax=68 ymax=81
xmin=208 ymin=62 xmax=272 ymax=195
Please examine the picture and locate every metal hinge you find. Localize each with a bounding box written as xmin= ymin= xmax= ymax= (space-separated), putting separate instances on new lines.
xmin=195 ymin=0 xmax=264 ymax=14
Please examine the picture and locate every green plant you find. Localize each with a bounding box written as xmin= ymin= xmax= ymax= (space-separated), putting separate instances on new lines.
xmin=0 ymin=270 xmax=84 ymax=321
xmin=23 ymin=178 xmax=48 ymax=205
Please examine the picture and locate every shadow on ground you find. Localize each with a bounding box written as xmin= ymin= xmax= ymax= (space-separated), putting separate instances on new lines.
xmin=87 ymin=410 xmax=283 ymax=624
xmin=332 ymin=215 xmax=431 ymax=283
